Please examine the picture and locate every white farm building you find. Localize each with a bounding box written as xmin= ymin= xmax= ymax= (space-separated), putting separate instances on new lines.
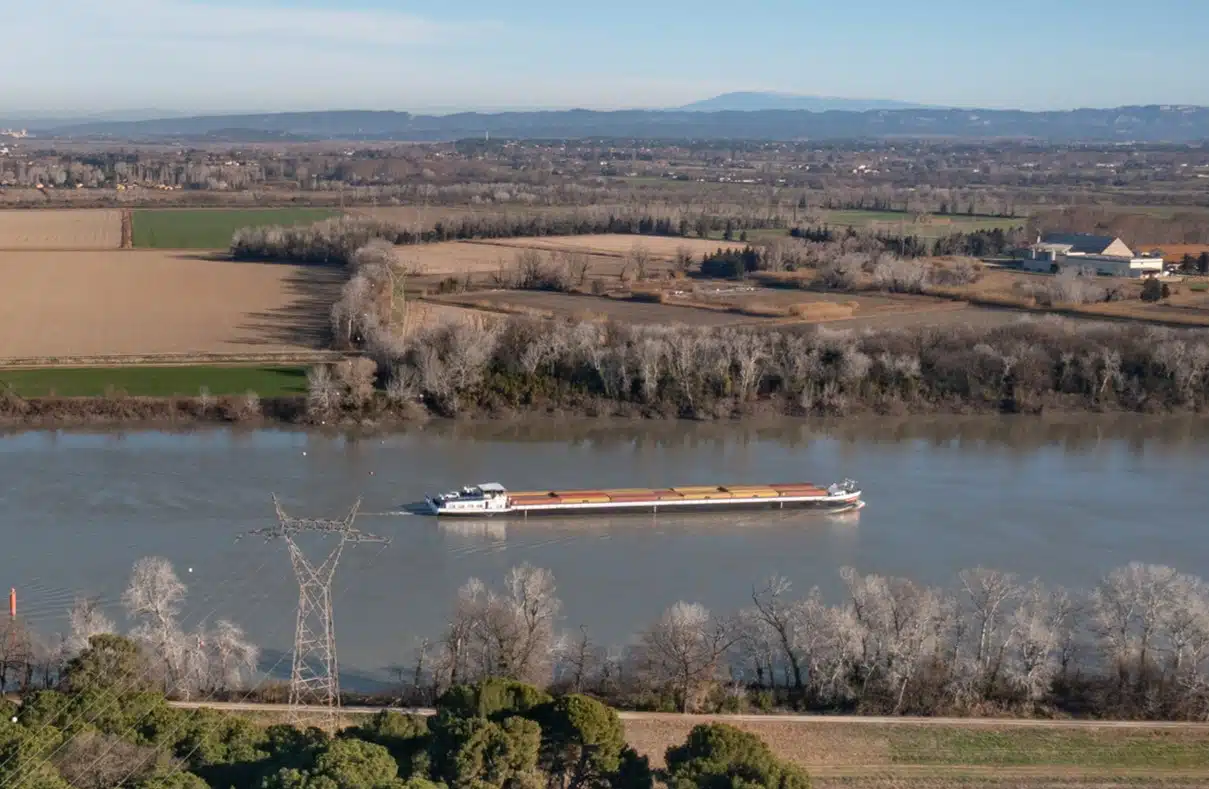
xmin=1021 ymin=233 xmax=1164 ymax=278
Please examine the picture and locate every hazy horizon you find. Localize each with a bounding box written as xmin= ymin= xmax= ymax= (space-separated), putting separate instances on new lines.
xmin=3 ymin=0 xmax=1206 ymax=114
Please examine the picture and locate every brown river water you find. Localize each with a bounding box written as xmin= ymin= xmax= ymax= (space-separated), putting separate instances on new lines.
xmin=1 ymin=416 xmax=1206 ymax=689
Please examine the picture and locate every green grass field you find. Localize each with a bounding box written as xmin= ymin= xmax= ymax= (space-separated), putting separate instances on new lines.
xmin=131 ymin=208 xmax=342 ymax=249
xmin=888 ymin=727 xmax=1209 ymax=769
xmin=819 ymin=209 xmax=1024 ymax=239
xmin=0 ymin=366 xmax=308 ymax=397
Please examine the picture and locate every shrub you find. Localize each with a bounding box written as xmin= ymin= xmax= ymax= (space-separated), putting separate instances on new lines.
xmin=872 ymin=256 xmax=931 ymax=293
xmin=1141 ymin=277 xmax=1163 ymax=302
xmin=818 ymin=255 xmax=862 ymax=290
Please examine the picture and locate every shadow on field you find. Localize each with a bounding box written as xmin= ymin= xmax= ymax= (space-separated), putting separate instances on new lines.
xmin=236 ymin=265 xmax=346 ymax=350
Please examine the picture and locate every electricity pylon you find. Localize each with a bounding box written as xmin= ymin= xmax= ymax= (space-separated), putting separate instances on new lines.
xmin=241 ymin=495 xmax=388 ymax=728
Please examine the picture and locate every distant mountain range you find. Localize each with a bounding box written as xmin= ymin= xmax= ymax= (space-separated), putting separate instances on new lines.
xmin=677 ymin=91 xmax=932 ymax=112
xmin=14 ymin=104 xmax=1209 ymax=143
xmin=0 ymin=109 xmax=194 ymax=128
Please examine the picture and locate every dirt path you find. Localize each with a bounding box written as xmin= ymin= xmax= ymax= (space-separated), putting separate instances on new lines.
xmin=167 ymin=700 xmax=1209 ymax=729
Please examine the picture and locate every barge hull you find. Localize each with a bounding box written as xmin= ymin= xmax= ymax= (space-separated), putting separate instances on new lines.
xmin=437 ymin=494 xmax=863 ymax=518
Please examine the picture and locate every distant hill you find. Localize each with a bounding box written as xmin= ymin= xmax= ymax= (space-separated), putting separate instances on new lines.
xmin=678 ymin=92 xmax=930 ymax=112
xmin=28 ymin=105 xmax=1209 ymax=143
xmin=0 ymin=109 xmax=192 ymax=128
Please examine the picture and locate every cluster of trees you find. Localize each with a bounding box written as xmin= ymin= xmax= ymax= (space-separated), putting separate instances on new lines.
xmin=786 ymin=227 xmax=1021 ymax=260
xmin=230 ymin=211 xmax=784 ymax=266
xmin=0 ymin=634 xmax=804 ymax=789
xmin=0 ymin=557 xmax=257 ymax=700
xmin=347 ymin=313 xmax=1209 ymax=420
xmin=400 ymin=562 xmax=1209 ymax=722
xmin=1033 ymin=207 xmax=1209 ymax=246
xmin=1176 ymin=252 xmax=1209 ymax=274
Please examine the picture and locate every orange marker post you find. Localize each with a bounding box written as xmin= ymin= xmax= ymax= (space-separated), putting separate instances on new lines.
xmin=8 ymin=588 xmax=15 ymax=619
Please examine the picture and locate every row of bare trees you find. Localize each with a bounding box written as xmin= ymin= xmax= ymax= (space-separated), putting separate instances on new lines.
xmin=0 ymin=557 xmax=258 ymax=698
xmin=407 ymin=562 xmax=1209 ymax=720
xmin=230 ymin=209 xmax=784 ymax=266
xmin=355 ymin=313 xmax=1209 ymax=419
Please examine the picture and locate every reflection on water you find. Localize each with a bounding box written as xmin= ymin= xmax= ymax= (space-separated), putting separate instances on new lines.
xmin=437 ymin=506 xmax=863 ymax=544
xmin=0 ymin=415 xmax=1205 ymax=687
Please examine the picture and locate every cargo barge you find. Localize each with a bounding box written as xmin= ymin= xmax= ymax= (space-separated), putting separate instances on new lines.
xmin=424 ymin=479 xmax=862 ymax=517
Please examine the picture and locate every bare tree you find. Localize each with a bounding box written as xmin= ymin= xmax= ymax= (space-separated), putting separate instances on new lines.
xmin=958 ymin=567 xmax=1021 ymax=690
xmin=561 ymin=250 xmax=592 ymax=287
xmin=819 ymin=254 xmax=862 ymax=290
xmin=628 ymin=243 xmax=652 ymax=281
xmin=841 ymin=567 xmax=947 ymax=714
xmin=330 ymin=273 xmax=374 ymax=348
xmin=557 ymin=626 xmax=599 ymax=693
xmin=750 ymin=577 xmax=807 ymax=695
xmin=638 ymin=601 xmax=735 ymax=712
xmin=66 ymin=595 xmax=115 ymax=657
xmin=672 ymin=245 xmax=695 ymax=275
xmin=123 ymin=556 xmax=187 ymax=692
xmin=306 ymin=365 xmax=341 ymax=417
xmin=335 ymin=357 xmax=378 ymax=408
xmin=444 ymin=564 xmax=562 ymax=686
xmin=0 ymin=618 xmax=33 ymax=691
xmin=1005 ymin=581 xmax=1065 ymax=704
xmin=203 ymin=620 xmax=259 ymax=693
xmin=1091 ymin=563 xmax=1179 ymax=690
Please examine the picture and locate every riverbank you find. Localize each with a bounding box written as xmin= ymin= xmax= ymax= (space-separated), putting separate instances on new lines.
xmin=4 ymin=385 xmax=1209 ymax=429
xmin=4 ymin=388 xmax=1209 ymax=429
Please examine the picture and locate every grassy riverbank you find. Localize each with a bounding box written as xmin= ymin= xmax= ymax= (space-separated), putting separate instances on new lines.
xmin=0 ymin=365 xmax=308 ymax=397
xmin=621 ymin=717 xmax=1209 ymax=787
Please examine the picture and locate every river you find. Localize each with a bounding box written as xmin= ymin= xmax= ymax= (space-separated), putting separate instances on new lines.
xmin=1 ymin=416 xmax=1206 ymax=689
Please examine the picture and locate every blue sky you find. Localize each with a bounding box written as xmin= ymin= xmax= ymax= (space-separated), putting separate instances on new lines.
xmin=4 ymin=0 xmax=1207 ymax=113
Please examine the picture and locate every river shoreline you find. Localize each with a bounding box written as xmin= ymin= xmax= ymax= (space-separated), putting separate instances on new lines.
xmin=4 ymin=391 xmax=1209 ymax=430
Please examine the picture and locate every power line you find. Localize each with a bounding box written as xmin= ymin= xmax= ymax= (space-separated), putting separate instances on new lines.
xmin=239 ymin=495 xmax=388 ymax=730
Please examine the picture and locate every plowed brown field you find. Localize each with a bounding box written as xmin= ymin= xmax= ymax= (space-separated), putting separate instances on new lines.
xmin=0 ymin=209 xmax=121 ymax=249
xmin=0 ymin=251 xmax=341 ymax=360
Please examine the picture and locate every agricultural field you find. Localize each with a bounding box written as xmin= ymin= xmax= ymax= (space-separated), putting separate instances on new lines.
xmin=818 ymin=209 xmax=1025 ymax=239
xmin=474 ymin=234 xmax=743 ymax=258
xmin=346 ymin=205 xmax=474 ymax=225
xmin=0 ymin=251 xmax=342 ymax=360
xmin=0 ymin=366 xmax=307 ymax=397
xmin=434 ymin=290 xmax=766 ymax=326
xmin=131 ymin=208 xmax=342 ymax=249
xmin=622 ymin=717 xmax=1209 ymax=787
xmin=0 ymin=208 xmax=121 ymax=249
xmin=399 ymin=235 xmax=743 ymax=282
xmin=1151 ymin=243 xmax=1209 ymax=259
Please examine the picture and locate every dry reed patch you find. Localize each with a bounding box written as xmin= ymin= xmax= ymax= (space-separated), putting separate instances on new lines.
xmin=0 ymin=251 xmax=341 ymax=359
xmin=0 ymin=209 xmax=122 ymax=248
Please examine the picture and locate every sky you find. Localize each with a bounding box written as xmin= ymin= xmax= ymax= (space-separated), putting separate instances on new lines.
xmin=3 ymin=0 xmax=1208 ymax=115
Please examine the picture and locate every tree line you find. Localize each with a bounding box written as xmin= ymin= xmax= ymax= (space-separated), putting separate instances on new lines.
xmin=230 ymin=211 xmax=787 ymax=266
xmin=788 ymin=226 xmax=1022 ymax=259
xmin=397 ymin=561 xmax=1209 ymax=721
xmin=328 ymin=313 xmax=1209 ymax=421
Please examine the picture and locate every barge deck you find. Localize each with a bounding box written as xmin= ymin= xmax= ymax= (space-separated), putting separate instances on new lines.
xmin=425 ymin=480 xmax=862 ymax=517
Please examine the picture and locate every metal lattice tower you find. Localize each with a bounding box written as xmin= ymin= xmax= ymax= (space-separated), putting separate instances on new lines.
xmin=241 ymin=495 xmax=388 ymax=728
